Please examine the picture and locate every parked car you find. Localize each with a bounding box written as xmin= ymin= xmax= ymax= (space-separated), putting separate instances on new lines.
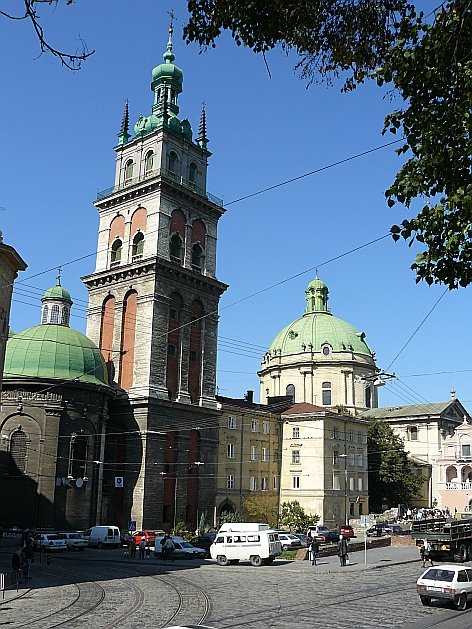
xmin=293 ymin=533 xmax=310 ymax=547
xmin=307 ymin=524 xmax=330 ymax=538
xmin=339 ymin=525 xmax=355 ymax=540
xmin=385 ymin=524 xmax=404 ymax=536
xmin=133 ymin=530 xmax=165 ymax=545
xmin=277 ymin=533 xmax=302 ymax=551
xmin=56 ymin=532 xmax=88 ymax=550
xmin=366 ymin=524 xmax=389 ymax=537
xmin=154 ymin=536 xmax=206 ymax=559
xmin=120 ymin=530 xmax=134 ymax=546
xmin=317 ymin=530 xmax=340 ymax=544
xmin=189 ymin=533 xmax=216 ymax=558
xmin=33 ymin=533 xmax=67 ymax=552
xmin=416 ymin=564 xmax=472 ymax=610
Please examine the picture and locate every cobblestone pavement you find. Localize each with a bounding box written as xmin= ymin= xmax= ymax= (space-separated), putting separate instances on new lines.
xmin=0 ymin=545 xmax=471 ymax=628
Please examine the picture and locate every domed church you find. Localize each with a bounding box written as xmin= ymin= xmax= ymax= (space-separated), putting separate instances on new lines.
xmin=259 ymin=277 xmax=380 ymax=414
xmin=0 ymin=281 xmax=113 ymax=530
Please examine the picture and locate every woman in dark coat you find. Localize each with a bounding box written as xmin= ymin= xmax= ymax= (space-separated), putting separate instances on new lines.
xmin=337 ymin=535 xmax=348 ymax=566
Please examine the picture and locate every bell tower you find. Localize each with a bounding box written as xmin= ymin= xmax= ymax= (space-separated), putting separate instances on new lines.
xmin=82 ymin=27 xmax=227 ymax=530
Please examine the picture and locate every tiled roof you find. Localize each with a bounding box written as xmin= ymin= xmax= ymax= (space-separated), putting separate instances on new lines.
xmin=361 ymin=401 xmax=460 ymax=420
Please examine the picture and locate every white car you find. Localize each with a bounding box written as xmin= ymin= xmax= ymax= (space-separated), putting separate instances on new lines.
xmin=33 ymin=533 xmax=67 ymax=552
xmin=277 ymin=533 xmax=302 ymax=551
xmin=57 ymin=532 xmax=88 ymax=550
xmin=154 ymin=536 xmax=207 ymax=559
xmin=416 ymin=564 xmax=472 ymax=610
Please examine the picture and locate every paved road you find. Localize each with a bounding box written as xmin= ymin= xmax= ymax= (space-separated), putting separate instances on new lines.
xmin=0 ymin=545 xmax=471 ymax=628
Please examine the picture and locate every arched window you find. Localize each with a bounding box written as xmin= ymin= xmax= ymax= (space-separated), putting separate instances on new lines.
xmin=170 ymin=234 xmax=183 ymax=262
xmin=192 ymin=243 xmax=203 ymax=270
xmin=8 ymin=430 xmax=27 ymax=475
xmin=124 ymin=159 xmax=134 ymax=183
xmin=41 ymin=305 xmax=48 ymax=324
xmin=286 ymin=384 xmax=295 ymax=402
xmin=132 ymin=232 xmax=144 ymax=260
xmin=365 ymin=386 xmax=372 ymax=409
xmin=168 ymin=151 xmax=178 ymax=174
xmin=68 ymin=433 xmax=88 ymax=480
xmin=322 ymin=381 xmax=332 ymax=406
xmin=50 ymin=304 xmax=60 ymax=324
xmin=166 ymin=292 xmax=184 ymax=398
xmin=189 ymin=162 xmax=197 ymax=184
xmin=61 ymin=306 xmax=69 ymax=325
xmin=144 ymin=151 xmax=154 ymax=175
xmin=111 ymin=239 xmax=122 ymax=265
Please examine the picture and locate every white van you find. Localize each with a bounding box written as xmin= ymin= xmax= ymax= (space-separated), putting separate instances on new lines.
xmin=84 ymin=525 xmax=120 ymax=548
xmin=210 ymin=523 xmax=281 ymax=566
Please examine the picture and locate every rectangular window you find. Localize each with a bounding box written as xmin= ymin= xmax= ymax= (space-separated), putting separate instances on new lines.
xmin=322 ymin=389 xmax=331 ymax=405
xmin=348 ymin=430 xmax=354 ymax=442
xmin=333 ymin=472 xmax=340 ymax=490
xmin=251 ymin=420 xmax=259 ymax=432
xmin=357 ymin=450 xmax=363 ymax=467
xmin=357 ymin=432 xmax=363 ymax=444
xmin=358 ymin=476 xmax=363 ymax=491
xmin=227 ymin=443 xmax=235 ymax=459
xmin=291 ymin=450 xmax=300 ymax=464
xmin=273 ymin=476 xmax=279 ymax=490
xmin=333 ymin=426 xmax=339 ymax=440
xmin=349 ymin=476 xmax=355 ymax=491
xmin=292 ymin=476 xmax=300 ymax=490
xmin=274 ymin=449 xmax=279 ymax=462
xmin=227 ymin=474 xmax=234 ymax=489
xmin=250 ymin=446 xmax=258 ymax=461
xmin=410 ymin=426 xmax=418 ymax=440
xmin=261 ymin=477 xmax=268 ymax=491
xmin=263 ymin=421 xmax=270 ymax=434
xmin=292 ymin=426 xmax=300 ymax=439
xmin=348 ymin=450 xmax=355 ymax=466
xmin=250 ymin=476 xmax=257 ymax=491
xmin=462 ymin=444 xmax=471 ymax=457
xmin=333 ymin=450 xmax=339 ymax=465
xmin=262 ymin=447 xmax=269 ymax=462
xmin=227 ymin=415 xmax=236 ymax=429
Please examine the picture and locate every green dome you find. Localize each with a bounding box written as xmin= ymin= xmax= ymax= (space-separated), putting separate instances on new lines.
xmin=268 ymin=277 xmax=372 ymax=357
xmin=43 ymin=285 xmax=72 ymax=303
xmin=4 ymin=325 xmax=109 ymax=387
xmin=151 ymin=60 xmax=183 ymax=85
xmin=269 ymin=313 xmax=372 ymax=356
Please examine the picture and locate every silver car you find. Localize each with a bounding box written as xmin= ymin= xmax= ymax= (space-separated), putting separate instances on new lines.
xmin=416 ymin=564 xmax=472 ymax=610
xmin=33 ymin=533 xmax=67 ymax=552
xmin=57 ymin=532 xmax=88 ymax=550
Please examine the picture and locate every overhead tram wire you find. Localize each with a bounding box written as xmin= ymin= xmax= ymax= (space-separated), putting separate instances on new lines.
xmin=2 ymin=137 xmax=402 ymax=294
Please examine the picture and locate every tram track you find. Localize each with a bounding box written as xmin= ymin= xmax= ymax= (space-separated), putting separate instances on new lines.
xmin=151 ymin=572 xmax=212 ymax=628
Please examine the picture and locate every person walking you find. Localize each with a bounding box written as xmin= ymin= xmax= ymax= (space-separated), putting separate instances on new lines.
xmin=11 ymin=548 xmax=22 ymax=585
xmin=422 ymin=539 xmax=434 ymax=568
xmin=337 ymin=534 xmax=348 ymax=566
xmin=163 ymin=535 xmax=175 ymax=562
xmin=138 ymin=538 xmax=146 ymax=559
xmin=129 ymin=537 xmax=137 ymax=559
xmin=145 ymin=543 xmax=151 ymax=559
xmin=309 ymin=537 xmax=320 ymax=566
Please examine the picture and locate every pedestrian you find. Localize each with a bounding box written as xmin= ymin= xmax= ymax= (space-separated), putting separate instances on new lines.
xmin=11 ymin=548 xmax=22 ymax=584
xmin=337 ymin=534 xmax=348 ymax=567
xmin=163 ymin=535 xmax=175 ymax=562
xmin=145 ymin=543 xmax=151 ymax=559
xmin=138 ymin=538 xmax=146 ymax=559
xmin=21 ymin=547 xmax=31 ymax=583
xmin=422 ymin=539 xmax=433 ymax=568
xmin=129 ymin=537 xmax=137 ymax=559
xmin=309 ymin=537 xmax=319 ymax=567
xmin=160 ymin=535 xmax=167 ymax=559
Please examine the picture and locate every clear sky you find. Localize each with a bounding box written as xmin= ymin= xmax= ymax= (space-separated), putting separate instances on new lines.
xmin=1 ymin=1 xmax=471 ymax=409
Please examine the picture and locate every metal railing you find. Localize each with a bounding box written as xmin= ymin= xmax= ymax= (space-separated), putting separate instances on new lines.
xmin=96 ymin=168 xmax=223 ymax=207
xmin=445 ymin=481 xmax=472 ymax=490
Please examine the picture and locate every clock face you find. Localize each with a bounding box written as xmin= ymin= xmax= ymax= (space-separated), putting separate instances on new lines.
xmin=322 ymin=346 xmax=330 ymax=356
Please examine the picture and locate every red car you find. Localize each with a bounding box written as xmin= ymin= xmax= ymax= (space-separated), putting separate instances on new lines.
xmin=339 ymin=525 xmax=355 ymax=540
xmin=133 ymin=530 xmax=165 ymax=544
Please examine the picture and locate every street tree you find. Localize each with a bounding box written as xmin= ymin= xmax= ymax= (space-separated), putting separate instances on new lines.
xmin=219 ymin=510 xmax=243 ymax=524
xmin=367 ymin=417 xmax=424 ymax=512
xmin=278 ymin=500 xmax=319 ymax=532
xmin=243 ymin=493 xmax=279 ymax=527
xmin=185 ymin=1 xmax=472 ymax=289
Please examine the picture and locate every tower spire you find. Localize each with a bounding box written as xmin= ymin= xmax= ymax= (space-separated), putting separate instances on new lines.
xmin=197 ymin=102 xmax=209 ymax=150
xmin=117 ymin=100 xmax=130 ymax=145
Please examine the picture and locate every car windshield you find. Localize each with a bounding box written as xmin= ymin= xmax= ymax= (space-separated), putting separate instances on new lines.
xmin=180 ymin=542 xmax=193 ymax=548
xmin=423 ymin=568 xmax=455 ymax=582
xmin=46 ymin=535 xmax=61 ymax=540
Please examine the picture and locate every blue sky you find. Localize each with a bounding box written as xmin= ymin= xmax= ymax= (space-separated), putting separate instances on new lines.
xmin=1 ymin=1 xmax=471 ymax=408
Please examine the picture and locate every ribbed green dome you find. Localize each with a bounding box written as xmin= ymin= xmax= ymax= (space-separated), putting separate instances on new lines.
xmin=152 ymin=60 xmax=183 ymax=85
xmin=269 ymin=312 xmax=372 ymax=356
xmin=268 ymin=277 xmax=372 ymax=357
xmin=43 ymin=285 xmax=72 ymax=302
xmin=4 ymin=325 xmax=109 ymax=386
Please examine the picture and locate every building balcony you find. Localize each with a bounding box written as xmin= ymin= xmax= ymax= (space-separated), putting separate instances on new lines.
xmin=96 ymin=168 xmax=223 ymax=207
xmin=444 ymin=481 xmax=472 ymax=490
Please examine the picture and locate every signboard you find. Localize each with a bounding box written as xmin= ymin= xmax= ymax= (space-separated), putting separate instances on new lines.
xmin=114 ymin=476 xmax=124 ymax=488
xmin=360 ymin=515 xmax=371 ymax=528
xmin=128 ymin=520 xmax=137 ymax=532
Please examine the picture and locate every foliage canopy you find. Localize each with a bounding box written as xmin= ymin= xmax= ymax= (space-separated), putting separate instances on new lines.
xmin=185 ymin=1 xmax=472 ymax=289
xmin=278 ymin=500 xmax=319 ymax=532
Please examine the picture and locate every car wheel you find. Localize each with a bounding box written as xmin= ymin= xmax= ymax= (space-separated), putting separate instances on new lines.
xmin=282 ymin=545 xmax=289 ymax=551
xmin=459 ymin=544 xmax=468 ymax=562
xmin=420 ymin=595 xmax=431 ymax=606
xmin=216 ymin=555 xmax=228 ymax=566
xmin=250 ymin=555 xmax=263 ymax=567
xmin=455 ymin=593 xmax=467 ymax=611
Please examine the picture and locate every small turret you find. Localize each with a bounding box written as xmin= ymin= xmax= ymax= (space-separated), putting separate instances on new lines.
xmin=117 ymin=100 xmax=130 ymax=145
xmin=196 ymin=103 xmax=209 ymax=150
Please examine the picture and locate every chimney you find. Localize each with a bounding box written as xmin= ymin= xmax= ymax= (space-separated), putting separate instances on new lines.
xmin=245 ymin=390 xmax=254 ymax=404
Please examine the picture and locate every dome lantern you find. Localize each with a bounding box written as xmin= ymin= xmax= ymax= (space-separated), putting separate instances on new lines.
xmin=41 ymin=274 xmax=73 ymax=327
